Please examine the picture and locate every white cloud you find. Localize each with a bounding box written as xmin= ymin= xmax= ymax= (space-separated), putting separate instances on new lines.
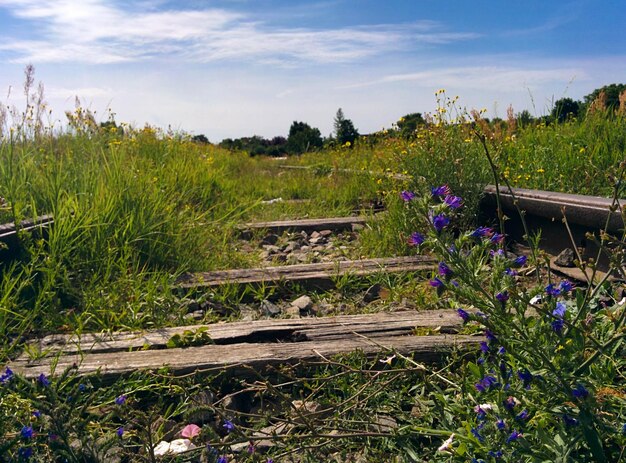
xmin=0 ymin=0 xmax=477 ymax=64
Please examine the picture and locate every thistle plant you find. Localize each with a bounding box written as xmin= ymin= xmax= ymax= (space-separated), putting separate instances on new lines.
xmin=401 ymin=183 xmax=626 ymax=462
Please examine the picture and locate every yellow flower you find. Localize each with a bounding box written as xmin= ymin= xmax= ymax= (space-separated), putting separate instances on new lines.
xmin=579 ymin=147 xmax=586 ymax=153
xmin=537 ymin=168 xmax=545 ymax=173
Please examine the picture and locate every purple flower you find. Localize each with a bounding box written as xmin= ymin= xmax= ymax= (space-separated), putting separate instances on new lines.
xmin=223 ymin=420 xmax=235 ymax=433
xmin=504 ymin=268 xmax=517 ymax=277
xmin=512 ymin=255 xmax=527 ymax=267
xmin=116 ymin=427 xmax=124 ymax=437
xmin=485 ymin=329 xmax=497 ymax=342
xmin=438 ymin=262 xmax=453 ymax=278
xmin=475 ymin=375 xmax=498 ymax=392
xmin=115 ymin=395 xmax=127 ymax=406
xmin=559 ymin=280 xmax=574 ymax=292
xmin=443 ymin=195 xmax=463 ymax=209
xmin=38 ymin=373 xmax=50 ymax=387
xmin=267 ymin=460 xmax=274 ymax=463
xmin=515 ymin=410 xmax=529 ymax=421
xmin=503 ymin=396 xmax=518 ymax=411
xmin=32 ymin=411 xmax=41 ymax=418
xmin=551 ymin=318 xmax=564 ymax=334
xmin=18 ymin=447 xmax=33 ymax=459
xmin=553 ymin=302 xmax=566 ymax=318
xmin=490 ymin=233 xmax=505 ymax=244
xmin=432 ymin=214 xmax=450 ymax=232
xmin=429 ymin=277 xmax=444 ymax=288
xmin=431 ymin=185 xmax=452 ymax=197
xmin=517 ymin=369 xmax=533 ymax=388
xmin=471 ymin=427 xmax=485 ymax=442
xmin=545 ymin=284 xmax=561 ymax=297
xmin=457 ymin=308 xmax=470 ymax=322
xmin=497 ymin=346 xmax=506 ymax=355
xmin=562 ymin=415 xmax=579 ymax=427
xmin=408 ymin=232 xmax=425 ymax=246
xmin=480 ymin=341 xmax=489 ymax=353
xmin=572 ymin=384 xmax=589 ymax=399
xmin=488 ymin=450 xmax=504 ymax=459
xmin=0 ymin=367 xmax=13 ymax=384
xmin=400 ymin=190 xmax=416 ymax=201
xmin=506 ymin=430 xmax=522 ymax=443
xmin=21 ymin=426 xmax=34 ymax=439
xmin=496 ymin=291 xmax=509 ymax=304
xmin=470 ymin=226 xmax=493 ymax=238
xmin=490 ymin=249 xmax=505 ymax=258
xmin=496 ymin=419 xmax=506 ymax=430
xmin=78 ymin=383 xmax=87 ymax=392
xmin=217 ymin=457 xmax=228 ymax=463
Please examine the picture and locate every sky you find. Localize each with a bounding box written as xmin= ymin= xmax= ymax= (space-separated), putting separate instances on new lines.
xmin=0 ymin=0 xmax=624 ymax=141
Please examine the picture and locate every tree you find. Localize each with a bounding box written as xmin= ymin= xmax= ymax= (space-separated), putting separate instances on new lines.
xmin=286 ymin=121 xmax=323 ymax=154
xmin=191 ymin=134 xmax=209 ymax=144
xmin=333 ymin=108 xmax=359 ymax=146
xmin=396 ymin=113 xmax=425 ymax=138
xmin=516 ymin=110 xmax=534 ymax=127
xmin=583 ymin=83 xmax=626 ymax=112
xmin=551 ymin=98 xmax=581 ymax=123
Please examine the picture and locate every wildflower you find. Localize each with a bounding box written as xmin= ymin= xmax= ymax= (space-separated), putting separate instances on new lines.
xmin=572 ymin=384 xmax=589 ymax=399
xmin=115 ymin=395 xmax=127 ymax=405
xmin=512 ymin=255 xmax=527 ymax=267
xmin=562 ymin=415 xmax=579 ymax=427
xmin=408 ymin=232 xmax=425 ymax=246
xmin=490 ymin=249 xmax=506 ymax=258
xmin=437 ymin=433 xmax=455 ymax=452
xmin=400 ymin=190 xmax=416 ymax=201
xmin=515 ymin=410 xmax=529 ymax=421
xmin=0 ymin=366 xmax=13 ymax=383
xmin=497 ymin=346 xmax=506 ymax=355
xmin=504 ymin=268 xmax=517 ymax=277
xmin=471 ymin=427 xmax=485 ymax=442
xmin=480 ymin=341 xmax=489 ymax=353
xmin=475 ymin=375 xmax=498 ymax=392
xmin=78 ymin=383 xmax=87 ymax=392
xmin=429 ymin=277 xmax=444 ymax=288
xmin=217 ymin=457 xmax=228 ymax=463
xmin=443 ymin=195 xmax=463 ymax=209
xmin=496 ymin=291 xmax=509 ymax=304
xmin=18 ymin=447 xmax=33 ymax=459
xmin=117 ymin=427 xmax=124 ymax=437
xmin=506 ymin=430 xmax=522 ymax=443
xmin=223 ymin=420 xmax=235 ymax=433
xmin=545 ymin=284 xmax=561 ymax=297
xmin=517 ymin=370 xmax=533 ymax=388
xmin=431 ymin=185 xmax=451 ymax=197
xmin=267 ymin=459 xmax=274 ymax=463
xmin=21 ymin=426 xmax=34 ymax=439
xmin=456 ymin=308 xmax=470 ymax=322
xmin=551 ymin=319 xmax=564 ymax=334
xmin=490 ymin=233 xmax=505 ymax=244
xmin=38 ymin=373 xmax=50 ymax=387
xmin=488 ymin=449 xmax=504 ymax=458
xmin=181 ymin=424 xmax=201 ymax=439
xmin=553 ymin=302 xmax=566 ymax=318
xmin=432 ymin=214 xmax=450 ymax=232
xmin=503 ymin=396 xmax=519 ymax=411
xmin=438 ymin=262 xmax=453 ymax=278
xmin=496 ymin=419 xmax=506 ymax=430
xmin=485 ymin=329 xmax=497 ymax=342
xmin=470 ymin=226 xmax=493 ymax=238
xmin=32 ymin=411 xmax=41 ymax=418
xmin=559 ymin=280 xmax=574 ymax=292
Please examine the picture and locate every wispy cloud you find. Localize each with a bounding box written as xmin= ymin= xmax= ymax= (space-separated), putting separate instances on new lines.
xmin=339 ymin=65 xmax=589 ymax=93
xmin=0 ymin=0 xmax=478 ymax=64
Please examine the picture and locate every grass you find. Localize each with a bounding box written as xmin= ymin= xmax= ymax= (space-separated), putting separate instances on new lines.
xmin=0 ymin=79 xmax=625 ymax=460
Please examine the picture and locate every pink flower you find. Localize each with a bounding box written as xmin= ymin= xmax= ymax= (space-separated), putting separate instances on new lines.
xmin=181 ymin=424 xmax=201 ymax=439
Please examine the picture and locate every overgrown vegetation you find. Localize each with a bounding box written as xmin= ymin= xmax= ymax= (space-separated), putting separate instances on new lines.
xmin=0 ymin=67 xmax=625 ymax=461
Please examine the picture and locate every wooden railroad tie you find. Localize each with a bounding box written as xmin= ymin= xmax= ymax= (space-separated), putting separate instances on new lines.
xmin=11 ymin=310 xmax=477 ymax=380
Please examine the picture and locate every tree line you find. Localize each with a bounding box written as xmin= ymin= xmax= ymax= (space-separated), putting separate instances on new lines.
xmin=195 ymin=83 xmax=625 ymax=155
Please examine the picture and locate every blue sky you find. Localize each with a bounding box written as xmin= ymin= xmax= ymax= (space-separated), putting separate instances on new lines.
xmin=0 ymin=0 xmax=624 ymax=141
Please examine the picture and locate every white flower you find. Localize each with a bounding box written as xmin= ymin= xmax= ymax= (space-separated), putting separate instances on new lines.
xmin=437 ymin=433 xmax=455 ymax=453
xmin=153 ymin=439 xmax=196 ymax=456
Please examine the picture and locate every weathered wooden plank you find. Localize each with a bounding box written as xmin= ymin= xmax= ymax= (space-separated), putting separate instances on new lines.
xmin=0 ymin=214 xmax=54 ymax=240
xmin=239 ymin=216 xmax=370 ymax=235
xmin=12 ymin=334 xmax=477 ymax=380
xmin=177 ymin=256 xmax=434 ymax=288
xmin=29 ymin=310 xmax=462 ymax=356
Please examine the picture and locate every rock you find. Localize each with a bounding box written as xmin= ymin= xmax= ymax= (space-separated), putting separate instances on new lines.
xmin=291 ymin=295 xmax=313 ymax=311
xmin=352 ymin=223 xmax=365 ymax=232
xmin=284 ymin=306 xmax=301 ymax=317
xmin=183 ymin=310 xmax=205 ymax=322
xmin=260 ymin=233 xmax=279 ymax=245
xmin=370 ymin=415 xmax=398 ymax=433
xmin=261 ymin=244 xmax=280 ymax=254
xmin=319 ymin=229 xmax=333 ymax=237
xmin=283 ymin=242 xmax=300 ymax=253
xmin=238 ymin=304 xmax=257 ymax=321
xmin=260 ymin=299 xmax=281 ymax=316
xmin=555 ymin=248 xmax=576 ymax=267
xmin=310 ymin=231 xmax=321 ymax=239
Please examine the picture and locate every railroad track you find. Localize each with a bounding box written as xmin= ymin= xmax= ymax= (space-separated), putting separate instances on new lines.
xmin=5 ymin=187 xmax=624 ymax=379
